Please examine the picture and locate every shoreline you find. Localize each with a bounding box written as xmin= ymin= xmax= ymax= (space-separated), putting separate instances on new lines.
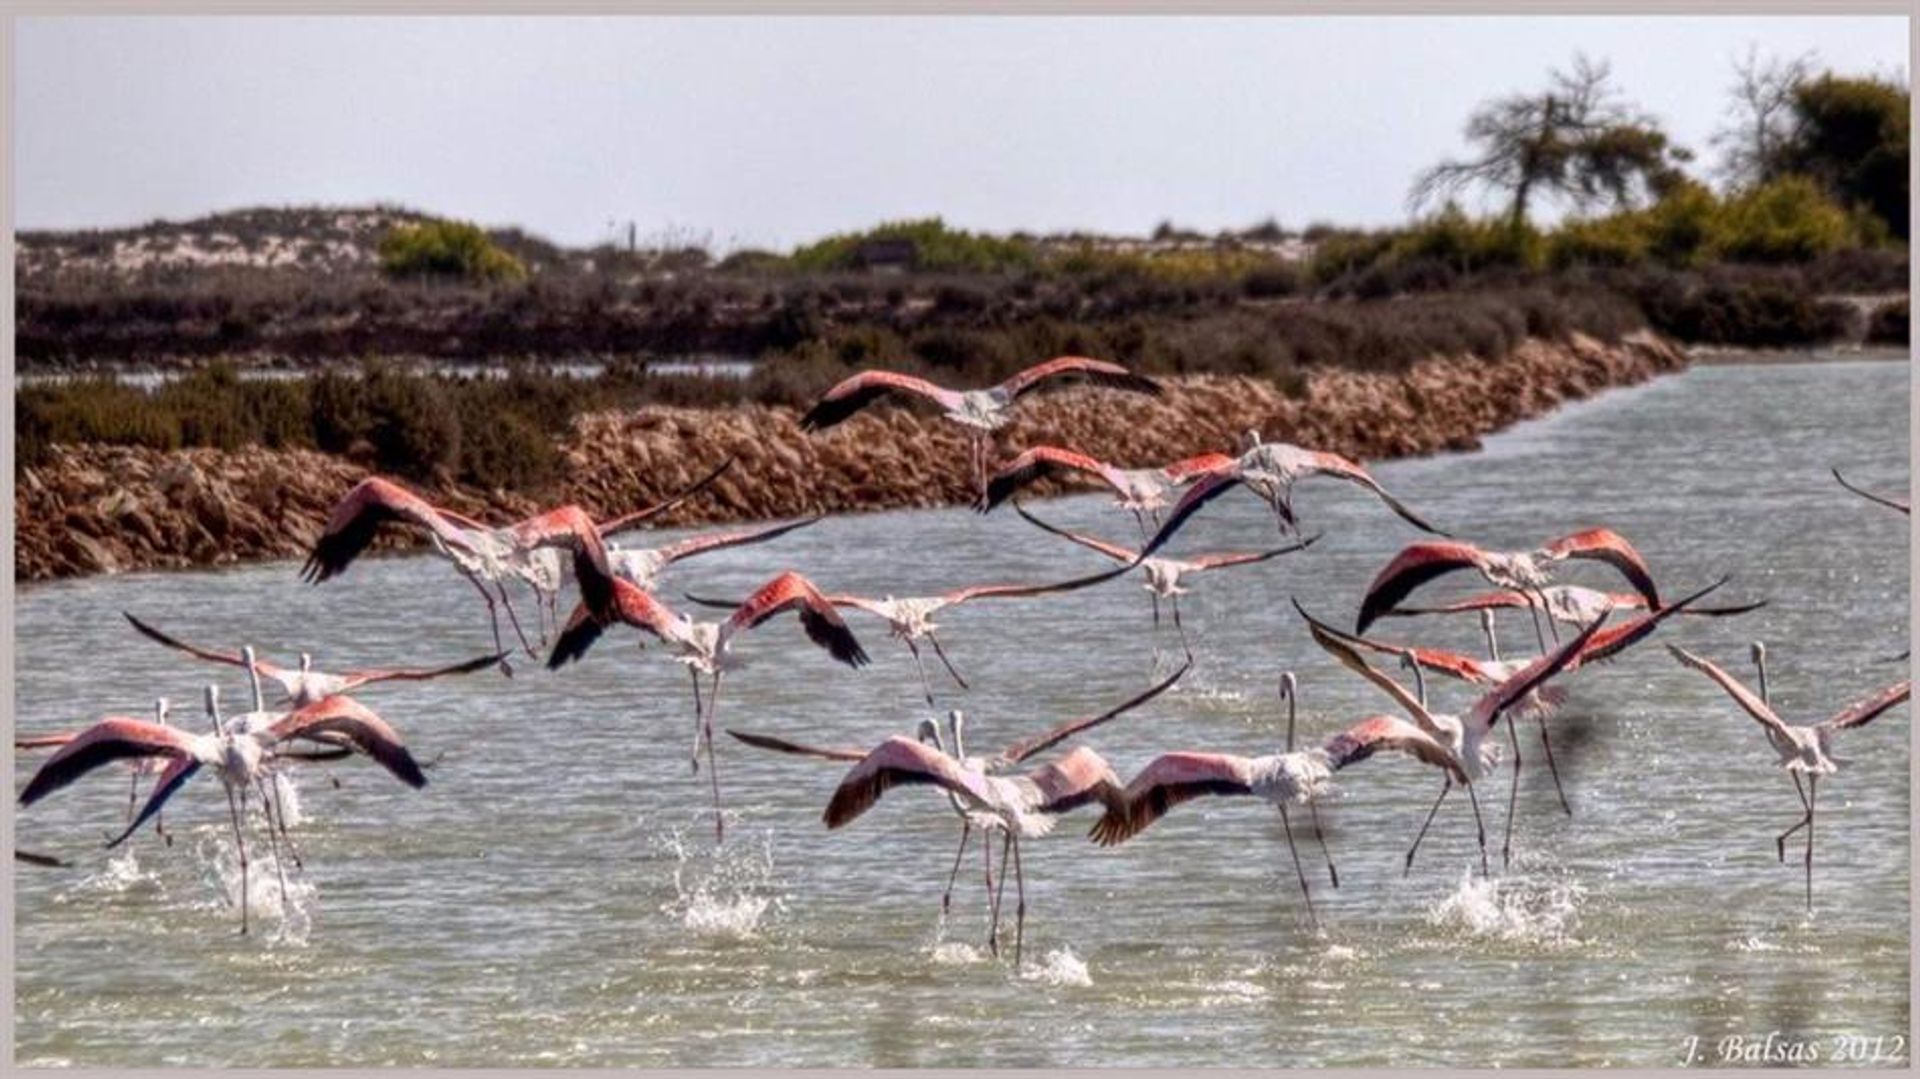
xmin=15 ymin=330 xmax=1689 ymax=584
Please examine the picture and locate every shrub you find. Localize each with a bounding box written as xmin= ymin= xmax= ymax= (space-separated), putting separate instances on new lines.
xmin=1715 ymin=177 xmax=1857 ymax=263
xmin=1866 ymin=299 xmax=1908 ymax=347
xmin=789 ymin=218 xmax=1037 ymax=274
xmin=379 ymin=220 xmax=528 ymax=282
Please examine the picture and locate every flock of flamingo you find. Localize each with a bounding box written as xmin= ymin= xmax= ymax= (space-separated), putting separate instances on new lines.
xmin=14 ymin=355 xmax=1911 ymax=962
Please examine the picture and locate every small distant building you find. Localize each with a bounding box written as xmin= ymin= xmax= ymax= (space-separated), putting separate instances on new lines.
xmin=855 ymin=238 xmax=916 ymax=274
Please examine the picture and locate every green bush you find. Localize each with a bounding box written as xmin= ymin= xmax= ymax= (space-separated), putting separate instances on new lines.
xmin=789 ymin=218 xmax=1037 ymax=274
xmin=378 ymin=220 xmax=528 ymax=282
xmin=1390 ymin=205 xmax=1544 ymax=274
xmin=1715 ymin=177 xmax=1857 ymax=263
xmin=1549 ymin=214 xmax=1652 ymax=270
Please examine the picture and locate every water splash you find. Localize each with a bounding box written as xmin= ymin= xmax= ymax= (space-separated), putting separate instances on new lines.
xmin=196 ymin=830 xmax=317 ymax=944
xmin=1018 ymin=947 xmax=1093 ymax=988
xmin=1425 ymin=868 xmax=1584 ymax=947
xmin=927 ymin=941 xmax=987 ymax=965
xmin=657 ymin=824 xmax=785 ymax=941
xmin=62 ymin=848 xmax=162 ymax=900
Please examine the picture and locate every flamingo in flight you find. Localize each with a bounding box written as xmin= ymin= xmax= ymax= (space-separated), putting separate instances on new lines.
xmin=1832 ymin=467 xmax=1909 ymax=515
xmin=796 ymin=663 xmax=1188 ymax=965
xmin=17 ymin=697 xmax=179 ymax=845
xmin=547 ymin=572 xmax=869 ymax=842
xmin=977 ymin=446 xmax=1234 ymax=537
xmin=122 ymin=612 xmax=502 ymax=708
xmin=797 ymin=357 xmax=1163 ymax=494
xmin=728 ymin=660 xmax=1188 ymax=957
xmin=1669 ymin=643 xmax=1910 ymax=912
xmin=303 ymin=464 xmax=730 ymax=670
xmin=684 ymin=563 xmax=1126 ymax=705
xmin=1135 ymin=430 xmax=1446 ymax=562
xmin=1016 ymin=503 xmax=1317 ymax=651
xmin=1379 ymin=583 xmax=1765 ymax=631
xmin=1353 ymin=528 xmax=1663 ymax=649
xmin=17 ymin=685 xmax=429 ymax=934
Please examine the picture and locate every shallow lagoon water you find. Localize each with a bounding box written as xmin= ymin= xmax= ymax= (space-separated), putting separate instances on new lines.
xmin=13 ymin=357 xmax=1910 ymax=1067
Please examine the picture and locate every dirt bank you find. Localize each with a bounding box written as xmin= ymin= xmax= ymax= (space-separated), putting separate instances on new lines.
xmin=15 ymin=330 xmax=1686 ymax=583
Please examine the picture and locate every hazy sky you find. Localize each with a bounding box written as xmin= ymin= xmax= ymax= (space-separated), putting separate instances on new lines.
xmin=15 ymin=15 xmax=1908 ymax=250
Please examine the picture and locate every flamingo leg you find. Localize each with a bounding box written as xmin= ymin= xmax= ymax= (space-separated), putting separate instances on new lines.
xmin=1010 ymin=835 xmax=1027 ymax=969
xmin=1279 ymin=804 xmax=1316 ymax=926
xmin=926 ymin=633 xmax=969 ymax=691
xmin=1151 ymin=592 xmax=1161 ymax=628
xmin=688 ymin=668 xmax=706 ymax=773
xmin=1307 ymin=800 xmax=1339 ymax=888
xmin=460 ymin=567 xmax=513 ymax=676
xmin=1463 ymin=780 xmax=1492 ymax=878
xmin=983 ymin=829 xmax=1001 ymax=958
xmin=126 ymin=769 xmax=140 ymax=822
xmin=494 ymin=579 xmax=539 ymax=658
xmin=1404 ymin=777 xmax=1451 ymax=877
xmin=1778 ymin=772 xmax=1813 ymax=862
xmin=1534 ymin=588 xmax=1560 ymax=645
xmin=992 ymin=832 xmax=1013 ymax=958
xmin=704 ymin=672 xmax=726 ymax=844
xmin=1503 ymin=720 xmax=1523 ymax=869
xmin=1172 ymin=595 xmax=1192 ymax=658
xmin=1536 ymin=716 xmax=1573 ymax=817
xmin=906 ymin=639 xmax=936 ymax=706
xmin=941 ymin=821 xmax=973 ymax=917
xmin=224 ymin=785 xmax=250 ymax=935
xmin=1804 ymin=774 xmax=1818 ymax=913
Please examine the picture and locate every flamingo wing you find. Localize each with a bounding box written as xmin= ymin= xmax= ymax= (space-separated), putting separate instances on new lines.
xmin=16 ymin=731 xmax=78 ymax=750
xmin=1294 ymin=599 xmax=1441 ymax=729
xmin=1292 ymin=613 xmax=1495 ymax=685
xmin=1158 ymin=451 xmax=1236 ymax=484
xmin=1298 ymin=449 xmax=1448 ymax=536
xmin=547 ymin=578 xmax=683 ymax=668
xmin=726 ymin=729 xmax=869 ymax=763
xmin=597 ymin=455 xmax=738 ymax=537
xmin=338 ymin=650 xmax=510 ymax=690
xmin=798 ymin=370 xmax=965 ymax=431
xmin=1668 ymin=644 xmax=1796 ymax=742
xmin=1321 ymin=715 xmax=1466 ymax=781
xmin=1468 ymin=610 xmax=1611 ymax=733
xmin=267 ymin=697 xmax=428 ymax=789
xmin=995 ymin=356 xmax=1161 ymax=401
xmin=105 ymin=755 xmax=202 ymax=849
xmin=823 ymin=736 xmax=995 ymax=828
xmin=1833 ymin=467 xmax=1911 ymax=515
xmin=937 ymin=563 xmax=1141 ymax=607
xmin=1570 ymin=577 xmax=1729 ymax=671
xmin=1022 ymin=746 xmax=1124 ymax=816
xmin=1013 ymin=504 xmax=1139 ymax=565
xmin=1375 ymin=590 xmax=1536 ymax=617
xmin=1354 ymin=541 xmax=1491 ymax=634
xmin=1135 ymin=468 xmax=1244 ymax=561
xmin=1182 ymin=535 xmax=1321 ymax=573
xmin=509 ymin=505 xmax=619 ymax=622
xmin=1821 ymin=680 xmax=1912 ymax=732
xmin=1087 ymin=752 xmax=1257 ymax=846
xmin=722 ymin=572 xmax=870 ymax=668
xmin=999 ymin=659 xmax=1193 ymax=765
xmin=17 ymin=718 xmax=200 ymax=807
xmin=652 ymin=515 xmax=824 ymax=568
xmin=1539 ymin=528 xmax=1660 ymax=608
xmin=304 ymin=477 xmax=471 ymax=583
xmin=979 ymin=446 xmax=1126 ymax=513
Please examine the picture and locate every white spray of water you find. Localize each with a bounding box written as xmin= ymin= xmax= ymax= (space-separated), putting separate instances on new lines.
xmin=268 ymin=771 xmax=305 ymax=829
xmin=197 ymin=828 xmax=317 ymax=945
xmin=1425 ymin=868 xmax=1584 ymax=946
xmin=1018 ymin=947 xmax=1093 ymax=988
xmin=658 ymin=824 xmax=785 ymax=941
xmin=926 ymin=941 xmax=987 ymax=966
xmin=64 ymin=848 xmax=162 ymax=900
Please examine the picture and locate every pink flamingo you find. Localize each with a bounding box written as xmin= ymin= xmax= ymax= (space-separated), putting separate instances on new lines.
xmin=1378 ymin=584 xmax=1765 ymax=631
xmin=17 ymin=697 xmax=178 ymax=844
xmin=977 ymin=446 xmax=1234 ymax=537
xmin=798 ymin=357 xmax=1162 ymax=494
xmin=547 ymin=572 xmax=869 ymax=842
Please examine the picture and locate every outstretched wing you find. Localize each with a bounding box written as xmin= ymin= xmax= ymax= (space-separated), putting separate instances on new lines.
xmin=1375 ymin=590 xmax=1535 ymax=618
xmin=1321 ymin=715 xmax=1466 ymax=780
xmin=547 ymin=578 xmax=684 ymax=668
xmin=1294 ymin=599 xmax=1441 ymax=730
xmin=799 ymin=370 xmax=965 ymax=432
xmin=1820 ymin=680 xmax=1912 ymax=732
xmin=597 ymin=456 xmax=738 ymax=537
xmin=722 ymin=572 xmax=870 ymax=668
xmin=339 ymin=651 xmax=508 ymax=690
xmin=823 ymin=737 xmax=996 ymax=828
xmin=1087 ymin=752 xmax=1257 ymax=846
xmin=995 ymin=356 xmax=1161 ymax=401
xmin=726 ymin=729 xmax=869 ymax=763
xmin=1833 ymin=467 xmax=1910 ymax=515
xmin=1159 ymin=451 xmax=1236 ymax=483
xmin=999 ymin=658 xmax=1192 ymax=765
xmin=979 ymin=446 xmax=1127 ymax=512
xmin=105 ymin=755 xmax=202 ymax=849
xmin=509 ymin=505 xmax=619 ymax=622
xmin=1289 ymin=613 xmax=1495 ymax=686
xmin=1183 ymin=535 xmax=1320 ymax=573
xmin=17 ymin=718 xmax=199 ymax=807
xmin=1013 ymin=503 xmax=1139 ymax=565
xmin=1297 ymin=449 xmax=1447 ymax=536
xmin=1668 ymin=644 xmax=1796 ymax=743
xmin=1570 ymin=577 xmax=1729 ymax=671
xmin=304 ymin=477 xmax=471 ymax=583
xmin=1354 ymin=541 xmax=1490 ymax=634
xmin=1022 ymin=746 xmax=1122 ymax=816
xmin=267 ymin=696 xmax=428 ymax=789
xmin=1135 ymin=468 xmax=1244 ymax=562
xmin=653 ymin=516 xmax=824 ymax=569
xmin=1539 ymin=528 xmax=1660 ymax=608
xmin=1468 ymin=610 xmax=1611 ymax=733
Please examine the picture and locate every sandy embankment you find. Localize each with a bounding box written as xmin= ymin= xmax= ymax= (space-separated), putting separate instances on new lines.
xmin=15 ymin=330 xmax=1686 ymax=583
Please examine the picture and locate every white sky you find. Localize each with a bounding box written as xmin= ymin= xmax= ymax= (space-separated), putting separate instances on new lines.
xmin=14 ymin=15 xmax=1909 ymax=250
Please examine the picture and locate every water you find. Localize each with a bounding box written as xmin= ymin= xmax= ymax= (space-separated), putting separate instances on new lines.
xmin=13 ymin=357 xmax=1910 ymax=1067
xmin=16 ymin=356 xmax=755 ymax=389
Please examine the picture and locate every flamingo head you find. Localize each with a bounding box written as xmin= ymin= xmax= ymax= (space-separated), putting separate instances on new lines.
xmin=204 ymin=684 xmax=224 ymax=735
xmin=1750 ymin=640 xmax=1767 ymax=665
xmin=1279 ymin=671 xmax=1297 ymax=703
xmin=299 ymin=652 xmax=314 ymax=674
xmin=1241 ymin=428 xmax=1263 ymax=453
xmin=915 ymin=717 xmax=942 ymax=749
xmin=154 ymin=697 xmax=170 ymax=727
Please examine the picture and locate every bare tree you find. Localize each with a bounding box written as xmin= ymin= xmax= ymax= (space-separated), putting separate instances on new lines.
xmin=1412 ymin=54 xmax=1690 ymax=227
xmin=1714 ymin=46 xmax=1815 ymax=188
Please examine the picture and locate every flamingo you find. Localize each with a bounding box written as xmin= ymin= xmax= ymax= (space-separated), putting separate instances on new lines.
xmin=16 ymin=697 xmax=178 ymax=844
xmin=303 ymin=477 xmax=688 ymax=671
xmin=1378 ymin=583 xmax=1765 ymax=630
xmin=1353 ymin=529 xmax=1662 ymax=649
xmin=17 ymin=686 xmax=428 ymax=933
xmin=1135 ymin=430 xmax=1446 ymax=561
xmin=1833 ymin=467 xmax=1909 ymax=515
xmin=1016 ymin=503 xmax=1316 ymax=651
xmin=685 ymin=564 xmax=1125 ymax=705
xmin=122 ymin=612 xmax=502 ymax=708
xmin=728 ymin=660 xmax=1188 ymax=954
xmin=977 ymin=446 xmax=1234 ymax=537
xmin=797 ymin=357 xmax=1163 ymax=494
xmin=547 ymin=571 xmax=869 ymax=842
xmin=1298 ymin=601 xmax=1614 ymax=874
xmin=1669 ymin=643 xmax=1910 ymax=912
xmin=810 ymin=664 xmax=1187 ymax=965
